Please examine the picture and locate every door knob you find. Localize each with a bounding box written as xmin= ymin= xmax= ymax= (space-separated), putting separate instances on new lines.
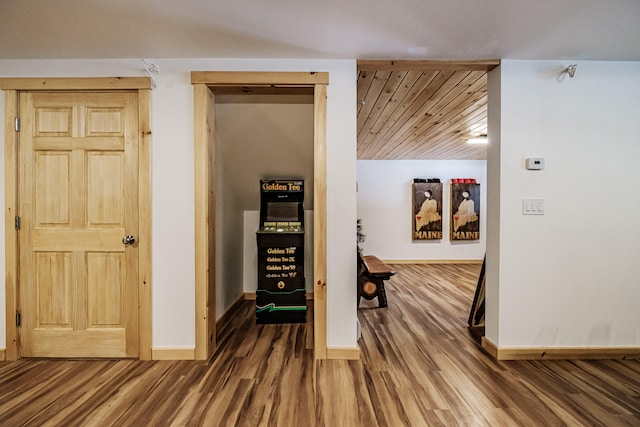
xmin=122 ymin=235 xmax=136 ymax=245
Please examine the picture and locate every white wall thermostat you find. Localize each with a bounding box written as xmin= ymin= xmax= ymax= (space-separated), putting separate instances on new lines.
xmin=526 ymin=157 xmax=545 ymax=170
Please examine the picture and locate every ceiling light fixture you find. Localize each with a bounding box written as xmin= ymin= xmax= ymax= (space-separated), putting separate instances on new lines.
xmin=467 ymin=135 xmax=488 ymax=144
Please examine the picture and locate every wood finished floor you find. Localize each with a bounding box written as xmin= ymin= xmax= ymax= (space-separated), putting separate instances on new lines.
xmin=1 ymin=263 xmax=639 ymax=426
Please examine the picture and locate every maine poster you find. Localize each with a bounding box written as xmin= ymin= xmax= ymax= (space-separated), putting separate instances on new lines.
xmin=413 ymin=182 xmax=443 ymax=240
xmin=451 ymin=183 xmax=480 ymax=240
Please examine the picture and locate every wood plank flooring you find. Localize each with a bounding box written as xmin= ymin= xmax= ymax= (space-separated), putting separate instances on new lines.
xmin=1 ymin=263 xmax=639 ymax=426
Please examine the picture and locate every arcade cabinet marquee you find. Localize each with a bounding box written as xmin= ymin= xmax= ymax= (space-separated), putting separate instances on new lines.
xmin=255 ymin=179 xmax=306 ymax=323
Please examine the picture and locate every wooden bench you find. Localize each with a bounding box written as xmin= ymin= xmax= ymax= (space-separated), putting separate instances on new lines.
xmin=357 ymin=248 xmax=396 ymax=307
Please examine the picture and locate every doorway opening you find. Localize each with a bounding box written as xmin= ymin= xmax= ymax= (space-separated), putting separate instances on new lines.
xmin=191 ymin=71 xmax=329 ymax=360
xmin=355 ymin=60 xmax=498 ymax=343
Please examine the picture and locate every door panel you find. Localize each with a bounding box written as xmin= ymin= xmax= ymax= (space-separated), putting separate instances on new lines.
xmin=35 ymin=107 xmax=72 ymax=136
xmin=87 ymin=252 xmax=125 ymax=327
xmin=35 ymin=152 xmax=70 ymax=225
xmin=35 ymin=252 xmax=73 ymax=327
xmin=87 ymin=152 xmax=124 ymax=225
xmin=19 ymin=91 xmax=139 ymax=358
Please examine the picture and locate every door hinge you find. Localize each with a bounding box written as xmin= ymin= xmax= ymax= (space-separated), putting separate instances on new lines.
xmin=15 ymin=216 xmax=21 ymax=230
xmin=15 ymin=117 xmax=20 ymax=132
xmin=16 ymin=310 xmax=21 ymax=328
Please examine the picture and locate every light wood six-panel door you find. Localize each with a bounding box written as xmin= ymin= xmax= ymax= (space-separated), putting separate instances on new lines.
xmin=18 ymin=92 xmax=139 ymax=358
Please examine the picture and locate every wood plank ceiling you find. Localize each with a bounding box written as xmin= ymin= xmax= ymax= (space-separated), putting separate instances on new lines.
xmin=357 ymin=60 xmax=499 ymax=160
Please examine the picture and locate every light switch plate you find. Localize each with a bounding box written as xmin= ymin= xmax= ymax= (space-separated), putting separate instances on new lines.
xmin=523 ymin=198 xmax=544 ymax=215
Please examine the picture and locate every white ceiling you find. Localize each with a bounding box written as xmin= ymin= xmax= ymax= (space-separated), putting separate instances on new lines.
xmin=1 ymin=0 xmax=639 ymax=60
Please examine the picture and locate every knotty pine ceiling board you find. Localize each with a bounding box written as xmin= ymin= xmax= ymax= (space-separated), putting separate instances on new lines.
xmin=357 ymin=66 xmax=489 ymax=160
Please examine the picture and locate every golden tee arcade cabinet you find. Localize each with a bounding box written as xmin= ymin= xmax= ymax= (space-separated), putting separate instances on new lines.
xmin=255 ymin=179 xmax=306 ymax=323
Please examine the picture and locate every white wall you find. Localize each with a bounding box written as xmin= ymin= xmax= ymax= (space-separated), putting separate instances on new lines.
xmin=0 ymin=58 xmax=358 ymax=351
xmin=357 ymin=160 xmax=486 ymax=261
xmin=3 ymin=58 xmax=638 ymax=355
xmin=485 ymin=65 xmax=502 ymax=344
xmin=216 ymin=153 xmax=244 ymax=321
xmin=487 ymin=60 xmax=640 ymax=348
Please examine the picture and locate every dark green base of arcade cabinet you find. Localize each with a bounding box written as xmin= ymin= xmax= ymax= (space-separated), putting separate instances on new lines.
xmin=256 ymin=231 xmax=306 ymax=324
